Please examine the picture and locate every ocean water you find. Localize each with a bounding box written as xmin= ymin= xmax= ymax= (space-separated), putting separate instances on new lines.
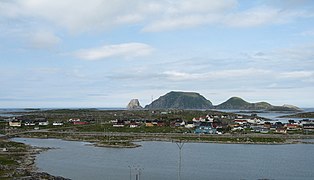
xmin=0 ymin=108 xmax=126 ymax=117
xmin=12 ymin=138 xmax=314 ymax=180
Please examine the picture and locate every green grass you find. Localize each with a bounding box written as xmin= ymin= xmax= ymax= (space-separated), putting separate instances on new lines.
xmin=0 ymin=155 xmax=17 ymax=165
xmin=73 ymin=124 xmax=191 ymax=134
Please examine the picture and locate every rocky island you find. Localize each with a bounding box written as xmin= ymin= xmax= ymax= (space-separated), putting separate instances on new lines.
xmin=142 ymin=91 xmax=301 ymax=112
xmin=127 ymin=99 xmax=143 ymax=110
xmin=145 ymin=91 xmax=213 ymax=109
xmin=215 ymin=97 xmax=302 ymax=112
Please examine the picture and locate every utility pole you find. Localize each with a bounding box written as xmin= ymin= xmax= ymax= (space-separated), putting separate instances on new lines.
xmin=175 ymin=140 xmax=185 ymax=180
xmin=134 ymin=166 xmax=143 ymax=180
xmin=128 ymin=165 xmax=132 ymax=180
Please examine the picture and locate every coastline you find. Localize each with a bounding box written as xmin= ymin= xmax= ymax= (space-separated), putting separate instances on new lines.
xmin=11 ymin=132 xmax=314 ymax=148
xmin=5 ymin=133 xmax=314 ymax=179
xmin=0 ymin=138 xmax=70 ymax=180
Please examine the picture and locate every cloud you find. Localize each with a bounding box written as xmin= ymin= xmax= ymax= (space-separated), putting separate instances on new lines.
xmin=0 ymin=0 xmax=134 ymax=32
xmin=142 ymin=0 xmax=237 ymax=32
xmin=74 ymin=42 xmax=154 ymax=60
xmin=223 ymin=6 xmax=309 ymax=28
xmin=29 ymin=31 xmax=61 ymax=49
xmin=162 ymin=68 xmax=271 ymax=81
xmin=142 ymin=2 xmax=312 ymax=32
xmin=279 ymin=71 xmax=314 ymax=79
xmin=1 ymin=0 xmax=312 ymax=33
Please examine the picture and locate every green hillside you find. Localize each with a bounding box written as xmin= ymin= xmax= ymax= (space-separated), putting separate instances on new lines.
xmin=145 ymin=91 xmax=213 ymax=109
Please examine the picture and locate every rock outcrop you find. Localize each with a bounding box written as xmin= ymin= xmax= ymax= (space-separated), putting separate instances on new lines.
xmin=127 ymin=99 xmax=143 ymax=110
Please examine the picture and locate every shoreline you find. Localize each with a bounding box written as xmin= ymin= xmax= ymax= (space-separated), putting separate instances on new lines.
xmin=0 ymin=138 xmax=70 ymax=179
xmin=6 ymin=134 xmax=314 ymax=179
xmin=11 ymin=132 xmax=314 ymax=148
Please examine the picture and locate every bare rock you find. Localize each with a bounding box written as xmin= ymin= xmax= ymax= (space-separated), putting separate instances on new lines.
xmin=127 ymin=99 xmax=143 ymax=110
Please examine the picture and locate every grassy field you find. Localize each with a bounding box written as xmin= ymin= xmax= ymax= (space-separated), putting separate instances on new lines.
xmin=0 ymin=140 xmax=29 ymax=179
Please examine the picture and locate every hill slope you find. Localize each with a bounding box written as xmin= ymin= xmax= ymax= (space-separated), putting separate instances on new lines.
xmin=145 ymin=91 xmax=213 ymax=109
xmin=215 ymin=97 xmax=272 ymax=110
xmin=215 ymin=97 xmax=301 ymax=111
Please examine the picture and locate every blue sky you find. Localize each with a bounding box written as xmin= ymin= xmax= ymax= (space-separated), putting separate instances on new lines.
xmin=1 ymin=0 xmax=314 ymax=108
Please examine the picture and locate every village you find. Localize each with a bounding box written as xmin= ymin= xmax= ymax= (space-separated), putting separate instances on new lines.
xmin=2 ymin=110 xmax=314 ymax=135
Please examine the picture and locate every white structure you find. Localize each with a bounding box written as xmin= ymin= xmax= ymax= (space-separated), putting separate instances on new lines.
xmin=38 ymin=121 xmax=49 ymax=126
xmin=52 ymin=122 xmax=63 ymax=126
xmin=9 ymin=121 xmax=22 ymax=127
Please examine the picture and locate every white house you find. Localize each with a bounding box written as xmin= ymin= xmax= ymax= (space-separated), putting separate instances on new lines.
xmin=185 ymin=121 xmax=195 ymax=128
xmin=9 ymin=120 xmax=22 ymax=127
xmin=38 ymin=121 xmax=49 ymax=126
xmin=52 ymin=122 xmax=63 ymax=126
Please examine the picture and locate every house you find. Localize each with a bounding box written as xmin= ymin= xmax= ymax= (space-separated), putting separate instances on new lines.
xmin=9 ymin=120 xmax=22 ymax=127
xmin=152 ymin=119 xmax=158 ymax=126
xmin=276 ymin=128 xmax=287 ymax=134
xmin=113 ymin=120 xmax=125 ymax=127
xmin=52 ymin=122 xmax=63 ymax=126
xmin=110 ymin=119 xmax=118 ymax=123
xmin=260 ymin=128 xmax=269 ymax=133
xmin=206 ymin=115 xmax=214 ymax=122
xmin=273 ymin=122 xmax=284 ymax=129
xmin=195 ymin=122 xmax=216 ymax=134
xmin=303 ymin=124 xmax=314 ymax=131
xmin=173 ymin=119 xmax=185 ymax=127
xmin=286 ymin=124 xmax=301 ymax=131
xmin=264 ymin=122 xmax=272 ymax=129
xmin=160 ymin=111 xmax=168 ymax=115
xmin=145 ymin=120 xmax=153 ymax=127
xmin=251 ymin=126 xmax=267 ymax=133
xmin=38 ymin=120 xmax=49 ymax=126
xmin=69 ymin=118 xmax=80 ymax=123
xmin=192 ymin=117 xmax=207 ymax=122
xmin=299 ymin=119 xmax=314 ymax=126
xmin=232 ymin=126 xmax=244 ymax=131
xmin=247 ymin=118 xmax=264 ymax=125
xmin=234 ymin=119 xmax=248 ymax=125
xmin=185 ymin=121 xmax=195 ymax=128
xmin=24 ymin=120 xmax=36 ymax=126
xmin=73 ymin=121 xmax=89 ymax=125
xmin=129 ymin=123 xmax=139 ymax=128
xmin=35 ymin=118 xmax=49 ymax=126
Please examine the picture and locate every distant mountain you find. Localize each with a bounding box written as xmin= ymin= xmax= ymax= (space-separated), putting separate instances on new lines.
xmin=215 ymin=97 xmax=301 ymax=111
xmin=267 ymin=105 xmax=302 ymax=112
xmin=145 ymin=91 xmax=213 ymax=109
xmin=215 ymin=97 xmax=272 ymax=110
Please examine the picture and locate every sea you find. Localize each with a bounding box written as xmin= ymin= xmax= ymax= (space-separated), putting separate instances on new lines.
xmin=12 ymin=138 xmax=314 ymax=180
xmin=0 ymin=108 xmax=126 ymax=117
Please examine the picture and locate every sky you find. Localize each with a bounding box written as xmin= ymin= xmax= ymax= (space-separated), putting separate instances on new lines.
xmin=0 ymin=0 xmax=314 ymax=108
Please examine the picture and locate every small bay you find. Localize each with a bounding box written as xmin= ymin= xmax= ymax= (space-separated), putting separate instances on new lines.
xmin=12 ymin=138 xmax=314 ymax=180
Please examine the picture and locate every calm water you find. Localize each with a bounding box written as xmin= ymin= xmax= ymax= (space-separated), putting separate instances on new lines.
xmin=217 ymin=108 xmax=314 ymax=123
xmin=12 ymin=138 xmax=314 ymax=180
xmin=0 ymin=108 xmax=126 ymax=117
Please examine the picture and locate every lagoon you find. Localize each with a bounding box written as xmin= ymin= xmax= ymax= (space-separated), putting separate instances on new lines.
xmin=12 ymin=138 xmax=314 ymax=180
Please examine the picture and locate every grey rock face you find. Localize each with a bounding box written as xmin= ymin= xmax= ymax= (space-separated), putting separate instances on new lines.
xmin=127 ymin=99 xmax=143 ymax=110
